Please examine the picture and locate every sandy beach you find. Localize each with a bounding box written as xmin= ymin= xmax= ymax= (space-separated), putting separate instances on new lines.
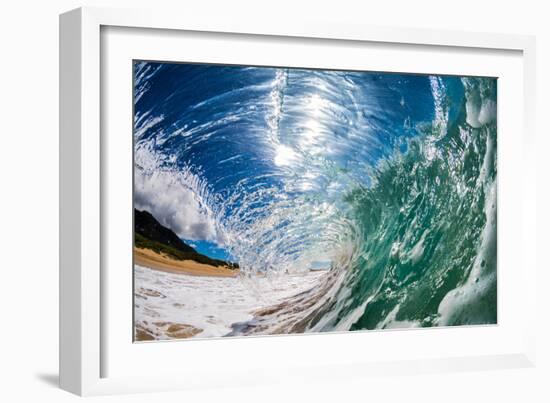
xmin=134 ymin=247 xmax=238 ymax=277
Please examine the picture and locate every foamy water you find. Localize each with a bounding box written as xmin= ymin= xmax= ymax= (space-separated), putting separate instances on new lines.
xmin=134 ymin=265 xmax=326 ymax=340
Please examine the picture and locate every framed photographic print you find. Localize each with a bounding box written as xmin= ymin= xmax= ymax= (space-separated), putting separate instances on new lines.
xmin=60 ymin=7 xmax=537 ymax=396
xmin=132 ymin=61 xmax=497 ymax=341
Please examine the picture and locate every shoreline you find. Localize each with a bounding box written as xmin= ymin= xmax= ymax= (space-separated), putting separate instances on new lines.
xmin=134 ymin=247 xmax=238 ymax=277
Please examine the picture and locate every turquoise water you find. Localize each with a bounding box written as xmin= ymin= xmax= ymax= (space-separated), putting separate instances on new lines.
xmin=345 ymin=85 xmax=497 ymax=329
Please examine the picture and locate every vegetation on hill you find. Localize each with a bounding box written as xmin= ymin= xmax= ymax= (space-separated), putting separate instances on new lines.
xmin=134 ymin=209 xmax=238 ymax=269
xmin=135 ymin=209 xmax=196 ymax=254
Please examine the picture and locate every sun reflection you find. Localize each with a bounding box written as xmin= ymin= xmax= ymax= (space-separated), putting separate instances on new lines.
xmin=307 ymin=94 xmax=327 ymax=116
xmin=274 ymin=144 xmax=298 ymax=167
xmin=299 ymin=93 xmax=330 ymax=154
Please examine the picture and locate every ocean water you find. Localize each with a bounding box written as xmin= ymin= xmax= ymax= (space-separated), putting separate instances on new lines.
xmin=134 ymin=62 xmax=497 ymax=337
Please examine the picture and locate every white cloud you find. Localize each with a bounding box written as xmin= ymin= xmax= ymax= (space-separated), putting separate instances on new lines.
xmin=134 ymin=145 xmax=220 ymax=243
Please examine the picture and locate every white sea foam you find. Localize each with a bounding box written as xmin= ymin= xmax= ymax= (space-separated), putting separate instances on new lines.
xmin=134 ymin=265 xmax=326 ymax=340
xmin=429 ymin=76 xmax=448 ymax=133
xmin=463 ymin=78 xmax=497 ymax=129
xmin=437 ymin=134 xmax=497 ymax=326
xmin=376 ymin=304 xmax=421 ymax=329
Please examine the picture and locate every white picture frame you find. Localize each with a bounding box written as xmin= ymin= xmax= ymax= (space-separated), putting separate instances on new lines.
xmin=59 ymin=6 xmax=537 ymax=396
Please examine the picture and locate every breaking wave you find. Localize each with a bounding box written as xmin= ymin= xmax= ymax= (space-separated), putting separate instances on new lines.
xmin=134 ymin=62 xmax=497 ymax=335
